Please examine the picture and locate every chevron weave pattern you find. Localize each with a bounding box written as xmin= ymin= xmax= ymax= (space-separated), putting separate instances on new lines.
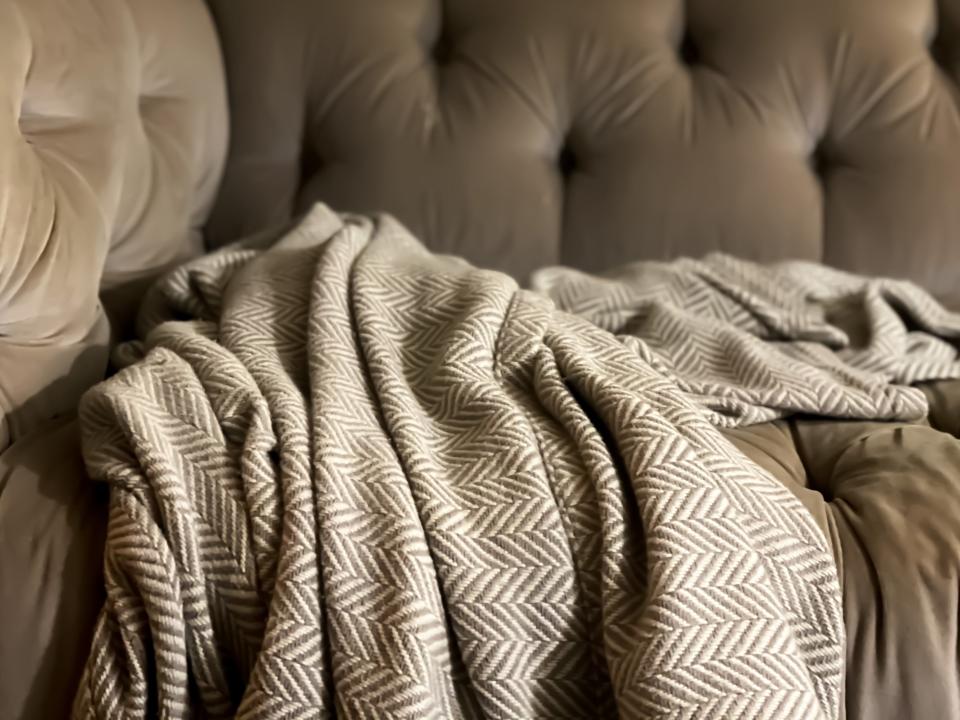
xmin=534 ymin=255 xmax=960 ymax=427
xmin=74 ymin=205 xmax=843 ymax=719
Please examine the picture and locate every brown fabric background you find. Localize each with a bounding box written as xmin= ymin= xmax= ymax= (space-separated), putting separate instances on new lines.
xmin=0 ymin=418 xmax=107 ymax=720
xmin=723 ymin=383 xmax=960 ymax=720
xmin=207 ymin=0 xmax=960 ymax=308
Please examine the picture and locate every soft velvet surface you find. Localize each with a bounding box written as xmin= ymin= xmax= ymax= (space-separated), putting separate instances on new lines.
xmin=207 ymin=0 xmax=960 ymax=308
xmin=0 ymin=417 xmax=107 ymax=720
xmin=0 ymin=0 xmax=227 ymax=451
xmin=723 ymin=386 xmax=960 ymax=720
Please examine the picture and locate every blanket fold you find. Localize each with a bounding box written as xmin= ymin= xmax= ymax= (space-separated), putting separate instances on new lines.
xmin=76 ymin=205 xmax=851 ymax=718
xmin=533 ymin=254 xmax=960 ymax=427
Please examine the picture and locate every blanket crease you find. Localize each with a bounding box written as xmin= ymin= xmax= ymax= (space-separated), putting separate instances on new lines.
xmin=82 ymin=205 xmax=960 ymax=718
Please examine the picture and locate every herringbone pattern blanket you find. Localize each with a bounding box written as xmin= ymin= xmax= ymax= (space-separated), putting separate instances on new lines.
xmin=74 ymin=206 xmax=848 ymax=718
xmin=535 ymin=255 xmax=960 ymax=426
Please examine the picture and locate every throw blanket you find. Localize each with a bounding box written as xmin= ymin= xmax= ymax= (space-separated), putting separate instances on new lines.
xmin=75 ymin=205 xmax=844 ymax=719
xmin=534 ymin=256 xmax=960 ymax=426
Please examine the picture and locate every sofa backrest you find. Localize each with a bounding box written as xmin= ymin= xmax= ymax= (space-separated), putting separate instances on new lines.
xmin=206 ymin=0 xmax=960 ymax=307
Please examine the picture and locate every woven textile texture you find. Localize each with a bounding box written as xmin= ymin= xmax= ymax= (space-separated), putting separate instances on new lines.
xmin=74 ymin=205 xmax=843 ymax=719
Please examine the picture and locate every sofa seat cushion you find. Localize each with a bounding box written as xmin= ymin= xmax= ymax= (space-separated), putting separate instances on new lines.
xmin=0 ymin=417 xmax=107 ymax=720
xmin=723 ymin=382 xmax=960 ymax=719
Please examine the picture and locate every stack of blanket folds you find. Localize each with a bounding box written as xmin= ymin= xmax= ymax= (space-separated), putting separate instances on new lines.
xmin=72 ymin=205 xmax=960 ymax=719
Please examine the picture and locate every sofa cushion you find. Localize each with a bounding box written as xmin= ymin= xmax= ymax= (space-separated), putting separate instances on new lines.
xmin=0 ymin=0 xmax=227 ymax=450
xmin=0 ymin=417 xmax=107 ymax=720
xmin=723 ymin=392 xmax=960 ymax=719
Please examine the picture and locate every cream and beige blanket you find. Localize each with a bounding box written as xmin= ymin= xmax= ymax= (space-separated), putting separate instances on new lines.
xmin=75 ymin=204 xmax=888 ymax=718
xmin=535 ymin=253 xmax=960 ymax=427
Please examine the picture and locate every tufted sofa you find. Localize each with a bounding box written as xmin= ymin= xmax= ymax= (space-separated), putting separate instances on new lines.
xmin=208 ymin=0 xmax=960 ymax=307
xmin=2 ymin=0 xmax=960 ymax=718
xmin=203 ymin=6 xmax=960 ymax=714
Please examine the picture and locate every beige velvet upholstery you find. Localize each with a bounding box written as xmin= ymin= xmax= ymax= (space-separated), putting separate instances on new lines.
xmin=0 ymin=417 xmax=107 ymax=720
xmin=207 ymin=0 xmax=960 ymax=308
xmin=0 ymin=0 xmax=228 ymax=451
xmin=724 ymin=407 xmax=960 ymax=720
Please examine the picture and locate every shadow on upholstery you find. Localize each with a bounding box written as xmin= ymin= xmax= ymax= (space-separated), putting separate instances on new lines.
xmin=0 ymin=417 xmax=107 ymax=720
